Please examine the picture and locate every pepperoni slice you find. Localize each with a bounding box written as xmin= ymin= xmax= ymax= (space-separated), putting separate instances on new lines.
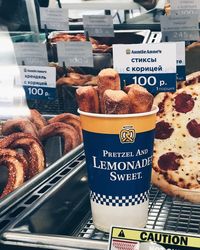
xmin=158 ymin=152 xmax=183 ymax=171
xmin=155 ymin=121 xmax=174 ymax=139
xmin=174 ymin=93 xmax=194 ymax=113
xmin=187 ymin=119 xmax=200 ymax=138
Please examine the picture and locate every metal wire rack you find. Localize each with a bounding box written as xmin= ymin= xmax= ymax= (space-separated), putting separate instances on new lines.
xmin=0 ymin=145 xmax=85 ymax=234
xmin=77 ymin=186 xmax=200 ymax=242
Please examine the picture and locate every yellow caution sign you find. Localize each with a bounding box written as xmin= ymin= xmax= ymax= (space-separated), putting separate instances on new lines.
xmin=109 ymin=227 xmax=200 ymax=249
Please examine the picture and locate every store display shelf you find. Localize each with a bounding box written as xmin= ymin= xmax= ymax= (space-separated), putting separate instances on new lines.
xmin=48 ymin=29 xmax=150 ymax=44
xmin=1 ymin=151 xmax=200 ymax=250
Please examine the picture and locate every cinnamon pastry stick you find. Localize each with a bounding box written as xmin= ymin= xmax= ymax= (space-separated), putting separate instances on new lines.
xmin=76 ymin=86 xmax=100 ymax=113
xmin=103 ymin=89 xmax=130 ymax=114
xmin=124 ymin=84 xmax=153 ymax=113
xmin=97 ymin=68 xmax=121 ymax=113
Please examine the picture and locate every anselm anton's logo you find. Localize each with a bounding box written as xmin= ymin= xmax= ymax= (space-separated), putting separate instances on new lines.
xmin=119 ymin=125 xmax=136 ymax=144
xmin=126 ymin=48 xmax=131 ymax=54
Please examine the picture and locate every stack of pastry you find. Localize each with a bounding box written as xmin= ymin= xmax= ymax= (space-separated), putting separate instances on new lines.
xmin=56 ymin=72 xmax=98 ymax=87
xmin=0 ymin=110 xmax=82 ymax=198
xmin=50 ymin=33 xmax=112 ymax=53
xmin=76 ymin=68 xmax=154 ymax=114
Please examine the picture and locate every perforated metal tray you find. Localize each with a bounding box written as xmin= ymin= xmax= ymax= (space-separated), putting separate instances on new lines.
xmin=1 ymin=150 xmax=200 ymax=250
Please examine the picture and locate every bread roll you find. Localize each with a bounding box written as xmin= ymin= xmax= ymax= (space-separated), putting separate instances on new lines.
xmin=125 ymin=84 xmax=153 ymax=113
xmin=98 ymin=68 xmax=121 ymax=113
xmin=103 ymin=89 xmax=130 ymax=114
xmin=76 ymin=86 xmax=100 ymax=113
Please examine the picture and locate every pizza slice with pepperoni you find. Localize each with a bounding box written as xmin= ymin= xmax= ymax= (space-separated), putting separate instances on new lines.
xmin=152 ymin=82 xmax=200 ymax=203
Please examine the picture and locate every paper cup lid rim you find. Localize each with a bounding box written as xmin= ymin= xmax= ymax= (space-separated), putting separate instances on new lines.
xmin=78 ymin=105 xmax=159 ymax=118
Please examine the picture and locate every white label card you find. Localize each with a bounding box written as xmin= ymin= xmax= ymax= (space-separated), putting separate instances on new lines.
xmin=113 ymin=43 xmax=177 ymax=93
xmin=14 ymin=43 xmax=48 ymax=66
xmin=18 ymin=66 xmax=56 ymax=100
xmin=171 ymin=9 xmax=200 ymax=21
xmin=40 ymin=7 xmax=69 ymax=31
xmin=160 ymin=15 xmax=199 ymax=41
xmin=19 ymin=66 xmax=56 ymax=88
xmin=176 ymin=42 xmax=185 ymax=66
xmin=83 ymin=15 xmax=114 ymax=37
xmin=175 ymin=41 xmax=186 ymax=81
xmin=170 ymin=0 xmax=200 ymax=10
xmin=57 ymin=41 xmax=94 ymax=67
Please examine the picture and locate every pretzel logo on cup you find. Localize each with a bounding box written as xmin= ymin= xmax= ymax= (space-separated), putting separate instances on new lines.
xmin=119 ymin=125 xmax=136 ymax=144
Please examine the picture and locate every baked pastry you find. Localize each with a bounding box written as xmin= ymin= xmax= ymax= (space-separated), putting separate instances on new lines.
xmin=39 ymin=122 xmax=80 ymax=154
xmin=48 ymin=113 xmax=83 ymax=142
xmin=124 ymin=84 xmax=154 ymax=113
xmin=103 ymin=89 xmax=130 ymax=114
xmin=186 ymin=42 xmax=200 ymax=52
xmin=92 ymin=43 xmax=112 ymax=53
xmin=50 ymin=33 xmax=112 ymax=53
xmin=56 ymin=73 xmax=97 ymax=86
xmin=152 ymin=83 xmax=200 ymax=203
xmin=30 ymin=109 xmax=47 ymax=131
xmin=98 ymin=68 xmax=121 ymax=113
xmin=2 ymin=118 xmax=39 ymax=138
xmin=0 ymin=148 xmax=27 ymax=198
xmin=76 ymin=86 xmax=100 ymax=113
xmin=0 ymin=132 xmax=45 ymax=180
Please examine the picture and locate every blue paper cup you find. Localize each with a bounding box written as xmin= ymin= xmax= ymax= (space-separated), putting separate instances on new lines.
xmin=79 ymin=105 xmax=158 ymax=232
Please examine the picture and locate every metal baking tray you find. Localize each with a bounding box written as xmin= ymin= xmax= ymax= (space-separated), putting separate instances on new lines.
xmin=1 ymin=150 xmax=200 ymax=250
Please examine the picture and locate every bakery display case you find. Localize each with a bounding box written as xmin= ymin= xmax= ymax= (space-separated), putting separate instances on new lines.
xmin=0 ymin=0 xmax=200 ymax=250
xmin=1 ymin=151 xmax=200 ymax=250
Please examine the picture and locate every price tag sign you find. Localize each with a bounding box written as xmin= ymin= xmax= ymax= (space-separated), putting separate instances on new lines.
xmin=109 ymin=227 xmax=200 ymax=250
xmin=113 ymin=43 xmax=177 ymax=94
xmin=160 ymin=15 xmax=199 ymax=42
xmin=170 ymin=0 xmax=199 ymax=10
xmin=176 ymin=41 xmax=186 ymax=81
xmin=40 ymin=7 xmax=69 ymax=31
xmin=171 ymin=9 xmax=200 ymax=21
xmin=83 ymin=15 xmax=114 ymax=37
xmin=57 ymin=41 xmax=93 ymax=67
xmin=14 ymin=43 xmax=48 ymax=66
xmin=18 ymin=66 xmax=56 ymax=100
